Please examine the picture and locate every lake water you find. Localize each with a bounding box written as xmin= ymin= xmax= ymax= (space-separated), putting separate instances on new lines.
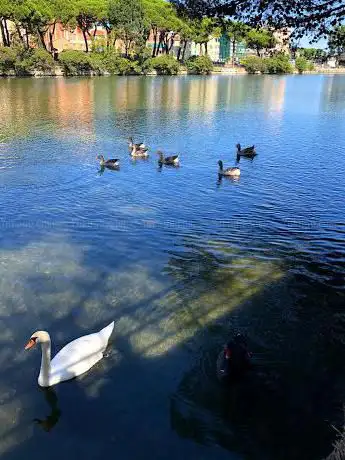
xmin=0 ymin=74 xmax=344 ymax=460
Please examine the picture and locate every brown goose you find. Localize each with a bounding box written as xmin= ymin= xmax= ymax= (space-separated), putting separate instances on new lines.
xmin=96 ymin=155 xmax=119 ymax=168
xmin=236 ymin=143 xmax=256 ymax=157
xmin=157 ymin=151 xmax=179 ymax=166
xmin=218 ymin=160 xmax=240 ymax=177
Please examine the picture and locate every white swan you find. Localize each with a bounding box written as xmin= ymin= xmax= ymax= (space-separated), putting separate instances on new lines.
xmin=25 ymin=321 xmax=114 ymax=387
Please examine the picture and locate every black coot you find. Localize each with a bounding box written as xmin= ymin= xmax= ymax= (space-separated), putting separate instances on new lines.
xmin=217 ymin=333 xmax=252 ymax=383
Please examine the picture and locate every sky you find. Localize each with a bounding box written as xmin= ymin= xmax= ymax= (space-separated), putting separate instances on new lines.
xmin=298 ymin=36 xmax=327 ymax=49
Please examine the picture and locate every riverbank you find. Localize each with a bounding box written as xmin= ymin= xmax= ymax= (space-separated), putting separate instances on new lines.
xmin=1 ymin=66 xmax=345 ymax=77
xmin=2 ymin=46 xmax=345 ymax=78
xmin=214 ymin=66 xmax=345 ymax=75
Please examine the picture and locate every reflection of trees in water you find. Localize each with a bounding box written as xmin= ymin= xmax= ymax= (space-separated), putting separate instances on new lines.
xmin=0 ymin=79 xmax=97 ymax=142
xmin=0 ymin=76 xmax=288 ymax=147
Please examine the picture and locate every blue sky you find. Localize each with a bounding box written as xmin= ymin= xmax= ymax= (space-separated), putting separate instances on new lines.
xmin=299 ymin=36 xmax=327 ymax=49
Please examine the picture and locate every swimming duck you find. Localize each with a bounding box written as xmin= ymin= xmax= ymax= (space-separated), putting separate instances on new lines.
xmin=157 ymin=151 xmax=179 ymax=166
xmin=130 ymin=144 xmax=149 ymax=158
xmin=217 ymin=333 xmax=252 ymax=382
xmin=236 ymin=143 xmax=256 ymax=157
xmin=218 ymin=160 xmax=240 ymax=177
xmin=25 ymin=321 xmax=114 ymax=387
xmin=96 ymin=155 xmax=119 ymax=168
xmin=128 ymin=137 xmax=147 ymax=150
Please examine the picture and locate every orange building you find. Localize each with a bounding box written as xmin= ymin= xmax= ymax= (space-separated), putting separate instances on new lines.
xmin=46 ymin=23 xmax=107 ymax=53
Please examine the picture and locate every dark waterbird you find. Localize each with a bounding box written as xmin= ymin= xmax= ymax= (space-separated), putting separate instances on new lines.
xmin=217 ymin=333 xmax=252 ymax=383
xmin=236 ymin=143 xmax=257 ymax=157
xmin=128 ymin=137 xmax=147 ymax=151
xmin=218 ymin=160 xmax=240 ymax=177
xmin=96 ymin=155 xmax=120 ymax=169
xmin=156 ymin=150 xmax=180 ymax=166
xmin=130 ymin=144 xmax=149 ymax=158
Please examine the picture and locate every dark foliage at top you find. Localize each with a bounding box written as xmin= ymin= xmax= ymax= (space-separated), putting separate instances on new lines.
xmin=171 ymin=0 xmax=345 ymax=38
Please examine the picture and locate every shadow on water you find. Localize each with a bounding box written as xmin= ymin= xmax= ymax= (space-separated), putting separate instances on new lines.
xmin=162 ymin=244 xmax=345 ymax=459
xmin=0 ymin=237 xmax=344 ymax=460
xmin=170 ymin=282 xmax=345 ymax=460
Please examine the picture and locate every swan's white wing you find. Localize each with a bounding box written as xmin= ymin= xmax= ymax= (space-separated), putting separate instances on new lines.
xmin=49 ymin=332 xmax=106 ymax=385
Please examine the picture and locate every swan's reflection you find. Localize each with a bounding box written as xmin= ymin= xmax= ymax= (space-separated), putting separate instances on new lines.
xmin=34 ymin=387 xmax=61 ymax=432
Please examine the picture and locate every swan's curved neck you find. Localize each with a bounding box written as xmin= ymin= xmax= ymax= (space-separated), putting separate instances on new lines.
xmin=39 ymin=340 xmax=51 ymax=387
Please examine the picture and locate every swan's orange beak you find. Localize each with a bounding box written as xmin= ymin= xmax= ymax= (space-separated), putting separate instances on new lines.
xmin=25 ymin=338 xmax=36 ymax=350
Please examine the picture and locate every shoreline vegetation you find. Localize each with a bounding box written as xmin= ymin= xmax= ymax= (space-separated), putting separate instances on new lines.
xmin=1 ymin=48 xmax=345 ymax=78
xmin=1 ymin=0 xmax=344 ymax=79
xmin=1 ymin=0 xmax=344 ymax=80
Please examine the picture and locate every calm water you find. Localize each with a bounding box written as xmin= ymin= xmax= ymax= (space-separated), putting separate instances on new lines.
xmin=0 ymin=75 xmax=344 ymax=460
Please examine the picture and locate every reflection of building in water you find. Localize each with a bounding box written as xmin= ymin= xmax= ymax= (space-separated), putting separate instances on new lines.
xmin=226 ymin=77 xmax=255 ymax=107
xmin=263 ymin=77 xmax=286 ymax=114
xmin=261 ymin=77 xmax=286 ymax=136
xmin=48 ymin=79 xmax=95 ymax=138
xmin=0 ymin=80 xmax=48 ymax=140
xmin=320 ymin=75 xmax=345 ymax=111
xmin=188 ymin=77 xmax=219 ymax=113
xmin=112 ymin=79 xmax=139 ymax=110
xmin=133 ymin=78 xmax=182 ymax=112
xmin=160 ymin=79 xmax=181 ymax=109
xmin=110 ymin=78 xmax=152 ymax=111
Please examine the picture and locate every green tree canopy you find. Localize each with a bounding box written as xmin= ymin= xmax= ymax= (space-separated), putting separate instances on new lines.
xmin=0 ymin=0 xmax=15 ymax=46
xmin=192 ymin=17 xmax=220 ymax=55
xmin=299 ymin=47 xmax=327 ymax=62
xmin=108 ymin=0 xmax=146 ymax=56
xmin=73 ymin=0 xmax=106 ymax=52
xmin=224 ymin=20 xmax=248 ymax=65
xmin=142 ymin=0 xmax=185 ymax=56
xmin=10 ymin=0 xmax=54 ymax=49
xmin=328 ymin=25 xmax=345 ymax=57
xmin=171 ymin=0 xmax=345 ymax=38
xmin=245 ymin=28 xmax=276 ymax=57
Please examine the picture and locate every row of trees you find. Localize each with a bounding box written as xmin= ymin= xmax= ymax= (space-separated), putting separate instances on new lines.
xmin=0 ymin=0 xmax=282 ymax=64
xmin=172 ymin=0 xmax=345 ymax=64
xmin=292 ymin=26 xmax=345 ymax=65
xmin=1 ymin=0 xmax=344 ymax=67
xmin=0 ymin=0 xmax=186 ymax=54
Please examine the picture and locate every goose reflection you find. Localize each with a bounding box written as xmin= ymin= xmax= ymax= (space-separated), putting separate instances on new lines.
xmin=130 ymin=156 xmax=150 ymax=164
xmin=97 ymin=164 xmax=120 ymax=176
xmin=33 ymin=387 xmax=61 ymax=432
xmin=157 ymin=163 xmax=181 ymax=173
xmin=217 ymin=174 xmax=240 ymax=187
xmin=236 ymin=153 xmax=256 ymax=163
